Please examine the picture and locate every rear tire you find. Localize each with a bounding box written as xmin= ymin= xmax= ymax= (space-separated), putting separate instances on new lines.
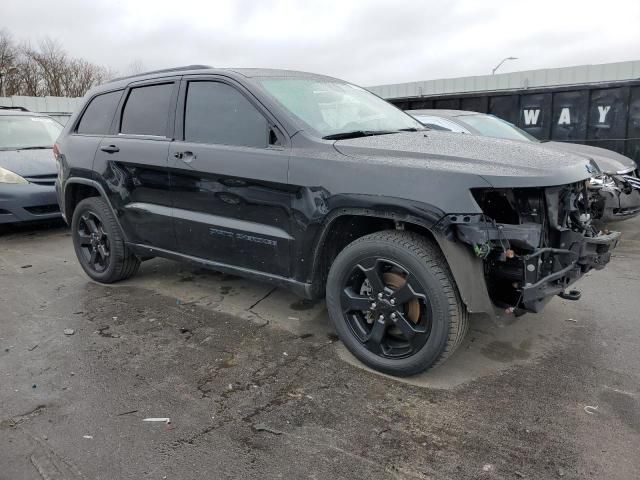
xmin=326 ymin=230 xmax=468 ymax=377
xmin=71 ymin=196 xmax=140 ymax=283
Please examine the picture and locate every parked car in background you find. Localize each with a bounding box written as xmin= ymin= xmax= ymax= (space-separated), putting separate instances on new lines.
xmin=56 ymin=67 xmax=619 ymax=376
xmin=408 ymin=109 xmax=640 ymax=223
xmin=0 ymin=107 xmax=63 ymax=224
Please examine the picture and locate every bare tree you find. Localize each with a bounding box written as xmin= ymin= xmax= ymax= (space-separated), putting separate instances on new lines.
xmin=0 ymin=29 xmax=17 ymax=69
xmin=63 ymin=59 xmax=109 ymax=97
xmin=126 ymin=59 xmax=146 ymax=76
xmin=0 ymin=29 xmax=18 ymax=96
xmin=0 ymin=29 xmax=109 ymax=97
xmin=15 ymin=52 xmax=42 ymax=96
xmin=28 ymin=38 xmax=68 ymax=96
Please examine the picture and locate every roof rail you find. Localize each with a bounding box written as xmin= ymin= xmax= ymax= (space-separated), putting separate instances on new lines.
xmin=106 ymin=65 xmax=213 ymax=84
xmin=0 ymin=106 xmax=30 ymax=112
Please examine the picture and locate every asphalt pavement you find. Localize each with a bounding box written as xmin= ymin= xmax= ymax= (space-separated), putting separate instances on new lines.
xmin=0 ymin=218 xmax=638 ymax=479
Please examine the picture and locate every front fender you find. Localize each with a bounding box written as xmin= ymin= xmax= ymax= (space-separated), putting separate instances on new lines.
xmin=431 ymin=234 xmax=495 ymax=315
xmin=299 ymin=194 xmax=495 ymax=315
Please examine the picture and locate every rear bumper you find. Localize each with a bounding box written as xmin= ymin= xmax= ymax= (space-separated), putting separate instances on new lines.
xmin=0 ymin=183 xmax=61 ymax=224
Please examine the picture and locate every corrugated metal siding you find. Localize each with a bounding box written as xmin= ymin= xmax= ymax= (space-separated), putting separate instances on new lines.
xmin=368 ymin=60 xmax=640 ymax=99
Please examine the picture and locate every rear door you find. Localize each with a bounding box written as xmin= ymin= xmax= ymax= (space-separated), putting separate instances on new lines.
xmin=169 ymin=77 xmax=292 ymax=277
xmin=64 ymin=89 xmax=123 ymax=183
xmin=93 ymin=79 xmax=179 ymax=250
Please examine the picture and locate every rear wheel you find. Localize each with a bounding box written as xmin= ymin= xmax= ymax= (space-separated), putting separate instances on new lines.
xmin=326 ymin=230 xmax=468 ymax=376
xmin=71 ymin=197 xmax=140 ymax=283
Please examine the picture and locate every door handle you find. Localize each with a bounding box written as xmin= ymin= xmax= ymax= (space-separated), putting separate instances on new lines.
xmin=100 ymin=145 xmax=120 ymax=153
xmin=174 ymin=151 xmax=196 ymax=163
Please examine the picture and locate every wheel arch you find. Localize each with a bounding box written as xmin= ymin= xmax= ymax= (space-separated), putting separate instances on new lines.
xmin=307 ymin=206 xmax=440 ymax=292
xmin=63 ymin=178 xmax=127 ymax=241
xmin=308 ymin=206 xmax=495 ymax=315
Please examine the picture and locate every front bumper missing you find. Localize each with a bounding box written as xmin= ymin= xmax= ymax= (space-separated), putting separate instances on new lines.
xmin=447 ymin=214 xmax=621 ymax=313
xmin=520 ymin=230 xmax=620 ymax=311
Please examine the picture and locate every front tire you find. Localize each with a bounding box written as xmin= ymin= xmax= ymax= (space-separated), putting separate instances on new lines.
xmin=71 ymin=196 xmax=140 ymax=283
xmin=326 ymin=231 xmax=468 ymax=377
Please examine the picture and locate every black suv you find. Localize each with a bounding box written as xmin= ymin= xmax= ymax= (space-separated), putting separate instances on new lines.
xmin=56 ymin=66 xmax=620 ymax=376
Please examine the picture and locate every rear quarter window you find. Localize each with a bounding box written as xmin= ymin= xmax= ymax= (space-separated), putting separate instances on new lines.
xmin=76 ymin=90 xmax=123 ymax=135
xmin=120 ymin=83 xmax=174 ymax=137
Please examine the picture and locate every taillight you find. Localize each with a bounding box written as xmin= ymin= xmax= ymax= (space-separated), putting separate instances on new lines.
xmin=53 ymin=143 xmax=60 ymax=160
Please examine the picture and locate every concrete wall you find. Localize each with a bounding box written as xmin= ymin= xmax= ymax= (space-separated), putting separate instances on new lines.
xmin=0 ymin=95 xmax=82 ymax=124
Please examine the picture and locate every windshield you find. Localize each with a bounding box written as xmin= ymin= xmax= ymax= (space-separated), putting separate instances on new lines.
xmin=257 ymin=78 xmax=423 ymax=138
xmin=0 ymin=115 xmax=63 ymax=150
xmin=457 ymin=114 xmax=538 ymax=142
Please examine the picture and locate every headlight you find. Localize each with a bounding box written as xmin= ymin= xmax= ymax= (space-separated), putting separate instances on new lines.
xmin=0 ymin=167 xmax=28 ymax=184
xmin=588 ymin=174 xmax=615 ymax=189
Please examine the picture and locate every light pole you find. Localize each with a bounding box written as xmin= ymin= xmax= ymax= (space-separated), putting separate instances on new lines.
xmin=492 ymin=57 xmax=518 ymax=75
xmin=0 ymin=66 xmax=18 ymax=97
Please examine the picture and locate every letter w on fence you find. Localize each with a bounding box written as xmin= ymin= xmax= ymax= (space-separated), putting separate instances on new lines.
xmin=523 ymin=109 xmax=540 ymax=126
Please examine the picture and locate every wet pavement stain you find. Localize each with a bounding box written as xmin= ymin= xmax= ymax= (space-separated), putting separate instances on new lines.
xmin=290 ymin=299 xmax=319 ymax=311
xmin=599 ymin=389 xmax=640 ymax=433
xmin=3 ymin=220 xmax=640 ymax=479
xmin=481 ymin=340 xmax=531 ymax=362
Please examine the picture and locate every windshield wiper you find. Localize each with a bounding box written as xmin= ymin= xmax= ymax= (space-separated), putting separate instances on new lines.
xmin=397 ymin=127 xmax=422 ymax=132
xmin=16 ymin=146 xmax=52 ymax=150
xmin=322 ymin=130 xmax=398 ymax=140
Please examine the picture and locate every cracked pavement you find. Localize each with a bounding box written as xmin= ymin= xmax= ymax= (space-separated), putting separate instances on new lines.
xmin=1 ymin=219 xmax=639 ymax=479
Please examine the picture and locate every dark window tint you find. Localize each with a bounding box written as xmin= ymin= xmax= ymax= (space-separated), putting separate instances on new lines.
xmin=121 ymin=83 xmax=174 ymax=136
xmin=185 ymin=82 xmax=268 ymax=147
xmin=76 ymin=90 xmax=122 ymax=135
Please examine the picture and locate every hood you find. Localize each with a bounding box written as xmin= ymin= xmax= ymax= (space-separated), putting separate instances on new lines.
xmin=334 ymin=131 xmax=595 ymax=188
xmin=0 ymin=148 xmax=57 ymax=177
xmin=541 ymin=141 xmax=636 ymax=174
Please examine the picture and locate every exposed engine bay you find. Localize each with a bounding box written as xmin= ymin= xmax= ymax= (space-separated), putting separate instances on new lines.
xmin=444 ymin=182 xmax=621 ymax=313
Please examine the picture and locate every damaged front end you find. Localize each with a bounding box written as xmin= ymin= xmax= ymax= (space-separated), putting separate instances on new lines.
xmin=445 ymin=182 xmax=620 ymax=313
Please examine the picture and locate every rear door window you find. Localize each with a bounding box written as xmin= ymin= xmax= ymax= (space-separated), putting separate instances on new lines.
xmin=120 ymin=83 xmax=174 ymax=137
xmin=184 ymin=81 xmax=268 ymax=148
xmin=76 ymin=90 xmax=122 ymax=135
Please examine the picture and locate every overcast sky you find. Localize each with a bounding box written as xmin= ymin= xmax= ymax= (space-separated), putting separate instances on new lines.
xmin=4 ymin=0 xmax=640 ymax=86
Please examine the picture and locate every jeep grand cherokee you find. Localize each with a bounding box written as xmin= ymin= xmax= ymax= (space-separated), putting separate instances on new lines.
xmin=55 ymin=66 xmax=620 ymax=376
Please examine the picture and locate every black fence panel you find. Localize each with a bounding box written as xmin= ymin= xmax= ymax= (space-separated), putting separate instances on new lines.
xmin=460 ymin=96 xmax=488 ymax=113
xmin=434 ymin=98 xmax=460 ymax=110
xmin=404 ymin=99 xmax=434 ymax=110
xmin=587 ymin=87 xmax=629 ymax=154
xmin=627 ymin=86 xmax=640 ymax=163
xmin=551 ymin=90 xmax=589 ymax=144
xmin=393 ymin=78 xmax=640 ymax=165
xmin=489 ymin=95 xmax=519 ymax=125
xmin=518 ymin=93 xmax=552 ymax=140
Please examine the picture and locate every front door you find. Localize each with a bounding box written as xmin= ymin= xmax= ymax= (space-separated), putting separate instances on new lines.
xmin=169 ymin=79 xmax=292 ymax=277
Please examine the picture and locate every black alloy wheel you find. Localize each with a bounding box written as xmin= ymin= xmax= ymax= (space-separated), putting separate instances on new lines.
xmin=76 ymin=211 xmax=111 ymax=273
xmin=326 ymin=230 xmax=468 ymax=376
xmin=71 ymin=196 xmax=140 ymax=283
xmin=341 ymin=257 xmax=432 ymax=358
